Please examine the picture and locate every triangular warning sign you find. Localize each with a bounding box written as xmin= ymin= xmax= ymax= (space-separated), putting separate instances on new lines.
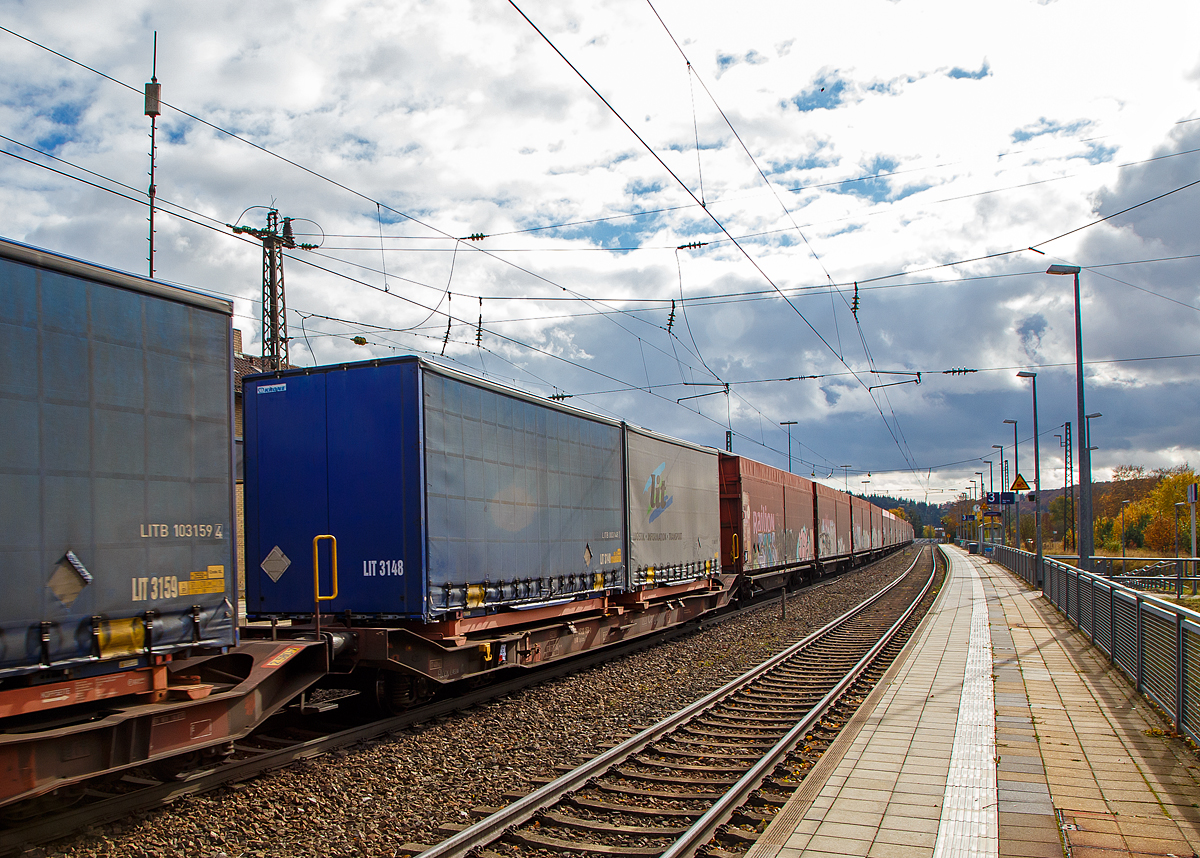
xmin=1011 ymin=474 xmax=1030 ymax=492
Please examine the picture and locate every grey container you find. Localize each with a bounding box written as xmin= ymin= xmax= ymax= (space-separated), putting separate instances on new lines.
xmin=0 ymin=238 xmax=236 ymax=678
xmin=624 ymin=426 xmax=721 ymax=588
xmin=423 ymin=365 xmax=628 ymax=613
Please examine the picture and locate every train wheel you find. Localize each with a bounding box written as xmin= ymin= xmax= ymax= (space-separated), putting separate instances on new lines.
xmin=372 ymin=671 xmax=433 ymax=714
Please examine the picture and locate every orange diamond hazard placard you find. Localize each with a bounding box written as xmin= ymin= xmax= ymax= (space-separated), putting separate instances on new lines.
xmin=1011 ymin=474 xmax=1030 ymax=492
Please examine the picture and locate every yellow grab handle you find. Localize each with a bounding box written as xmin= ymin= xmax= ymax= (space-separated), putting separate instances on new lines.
xmin=313 ymin=535 xmax=339 ymax=602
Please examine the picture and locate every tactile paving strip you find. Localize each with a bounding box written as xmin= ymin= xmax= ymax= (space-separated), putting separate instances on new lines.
xmin=932 ymin=556 xmax=999 ymax=857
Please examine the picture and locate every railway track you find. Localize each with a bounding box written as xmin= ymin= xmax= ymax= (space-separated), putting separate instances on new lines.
xmin=0 ymin=551 xmax=917 ymax=855
xmin=405 ymin=546 xmax=936 ymax=858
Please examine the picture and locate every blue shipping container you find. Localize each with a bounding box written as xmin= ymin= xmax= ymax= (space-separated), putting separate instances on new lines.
xmin=0 ymin=238 xmax=236 ymax=677
xmin=244 ymin=358 xmax=626 ymax=621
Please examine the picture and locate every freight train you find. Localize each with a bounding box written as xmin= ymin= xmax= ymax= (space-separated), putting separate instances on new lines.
xmin=0 ymin=237 xmax=912 ymax=811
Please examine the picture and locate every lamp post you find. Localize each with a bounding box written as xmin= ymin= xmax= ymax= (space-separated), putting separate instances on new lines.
xmin=1055 ymin=432 xmax=1066 ymax=553
xmin=1084 ymin=412 xmax=1101 ymax=565
xmin=1004 ymin=419 xmax=1019 ymax=551
xmin=1121 ymin=499 xmax=1131 ymax=575
xmin=1017 ymin=371 xmax=1042 ymax=586
xmin=780 ymin=421 xmax=797 ymax=473
xmin=992 ymin=445 xmax=1006 ymax=546
xmin=976 ymin=471 xmax=985 ymax=548
xmin=985 ymin=460 xmax=994 ymax=544
xmin=1177 ymin=502 xmax=1186 ymax=558
xmin=1047 ymin=263 xmax=1092 ymax=571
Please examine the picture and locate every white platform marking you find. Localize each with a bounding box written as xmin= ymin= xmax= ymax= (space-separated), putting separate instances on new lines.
xmin=932 ymin=555 xmax=998 ymax=857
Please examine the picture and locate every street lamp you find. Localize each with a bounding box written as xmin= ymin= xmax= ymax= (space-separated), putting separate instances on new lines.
xmin=1085 ymin=413 xmax=1102 ymax=451
xmin=1004 ymin=419 xmax=1019 ymax=552
xmin=1047 ymin=263 xmax=1092 ymax=571
xmin=1017 ymin=371 xmax=1043 ymax=586
xmin=780 ymin=421 xmax=797 ymax=473
xmin=992 ymin=444 xmax=1005 ymax=547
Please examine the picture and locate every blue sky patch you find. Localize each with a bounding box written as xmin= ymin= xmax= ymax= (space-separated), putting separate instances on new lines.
xmin=1011 ymin=117 xmax=1090 ymax=143
xmin=789 ymin=74 xmax=849 ymax=112
xmin=1084 ymin=142 xmax=1117 ymax=164
xmin=715 ymin=49 xmax=768 ymax=78
xmin=830 ymin=155 xmax=899 ymax=203
xmin=768 ymin=150 xmax=834 ymax=176
xmin=947 ymin=61 xmax=990 ymax=80
xmin=34 ymin=99 xmax=86 ymax=152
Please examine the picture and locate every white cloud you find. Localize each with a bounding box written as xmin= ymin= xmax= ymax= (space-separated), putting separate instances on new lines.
xmin=1 ymin=0 xmax=1198 ymax=502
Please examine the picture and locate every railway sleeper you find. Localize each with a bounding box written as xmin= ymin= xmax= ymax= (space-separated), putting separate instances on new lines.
xmin=535 ymin=809 xmax=688 ymax=836
xmin=679 ymin=725 xmax=781 ymax=741
xmin=695 ymin=714 xmax=799 ymax=728
xmin=593 ymin=780 xmax=729 ymax=801
xmin=722 ymin=700 xmax=815 ymax=715
xmin=504 ymin=828 xmax=669 ymax=857
xmin=646 ymin=744 xmax=767 ymax=763
xmin=630 ymin=755 xmax=750 ymax=774
xmin=718 ymin=823 xmax=763 ymax=843
xmin=613 ymin=767 xmax=739 ymax=787
xmin=565 ymin=795 xmax=703 ymax=818
xmin=668 ymin=734 xmax=779 ymax=750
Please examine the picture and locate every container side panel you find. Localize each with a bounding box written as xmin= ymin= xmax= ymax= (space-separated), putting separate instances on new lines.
xmin=835 ymin=492 xmax=851 ymax=555
xmin=739 ymin=467 xmax=786 ymax=571
xmin=783 ymin=479 xmax=815 ymax=562
xmin=625 ymin=429 xmax=720 ymax=587
xmin=0 ymin=256 xmax=234 ymax=677
xmin=244 ymin=373 xmax=330 ymax=614
xmin=851 ymin=497 xmax=869 ymax=554
xmin=325 ymin=361 xmax=424 ymax=616
xmin=718 ymin=454 xmax=741 ymax=573
xmin=423 ymin=371 xmax=623 ymax=615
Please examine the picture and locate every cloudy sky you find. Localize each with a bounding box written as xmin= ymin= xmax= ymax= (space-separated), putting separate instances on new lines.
xmin=2 ymin=0 xmax=1198 ymax=505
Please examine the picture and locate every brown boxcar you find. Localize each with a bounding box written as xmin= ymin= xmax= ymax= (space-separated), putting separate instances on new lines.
xmin=851 ymin=496 xmax=872 ymax=554
xmin=719 ymin=455 xmax=817 ymax=575
xmin=814 ymin=481 xmax=851 ymax=560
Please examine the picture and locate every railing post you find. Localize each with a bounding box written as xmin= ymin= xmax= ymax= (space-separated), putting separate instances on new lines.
xmin=1136 ymin=594 xmax=1144 ymax=696
xmin=1177 ymin=613 xmax=1185 ymax=733
xmin=1109 ymin=580 xmax=1115 ymax=665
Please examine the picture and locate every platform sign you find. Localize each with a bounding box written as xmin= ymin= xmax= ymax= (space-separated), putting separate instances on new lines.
xmin=986 ymin=491 xmax=1016 ymax=505
xmin=1011 ymin=474 xmax=1030 ymax=492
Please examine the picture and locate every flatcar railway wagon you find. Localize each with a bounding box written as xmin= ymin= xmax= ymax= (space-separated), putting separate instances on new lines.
xmin=242 ymin=357 xmax=733 ymax=706
xmin=0 ymin=237 xmax=329 ymax=810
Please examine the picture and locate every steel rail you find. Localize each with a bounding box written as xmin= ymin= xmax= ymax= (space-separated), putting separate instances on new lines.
xmin=412 ymin=548 xmax=928 ymax=858
xmin=661 ymin=551 xmax=936 ymax=857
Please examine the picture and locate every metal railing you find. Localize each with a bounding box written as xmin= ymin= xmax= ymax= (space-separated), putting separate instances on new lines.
xmin=989 ymin=543 xmax=1200 ymax=744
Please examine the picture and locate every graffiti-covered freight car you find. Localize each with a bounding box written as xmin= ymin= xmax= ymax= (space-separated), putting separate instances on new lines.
xmin=718 ymin=454 xmax=816 ymax=584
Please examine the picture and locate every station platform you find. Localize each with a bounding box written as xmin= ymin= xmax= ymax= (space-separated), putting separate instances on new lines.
xmin=747 ymin=544 xmax=1200 ymax=858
